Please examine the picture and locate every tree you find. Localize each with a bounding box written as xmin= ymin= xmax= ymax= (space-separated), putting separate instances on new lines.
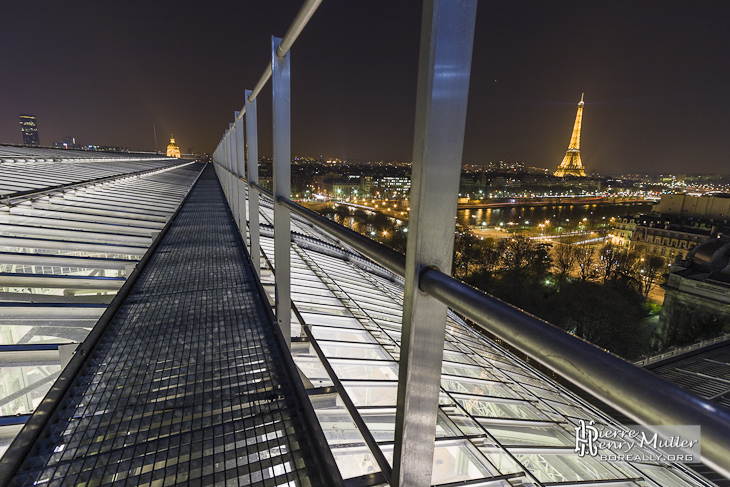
xmin=597 ymin=243 xmax=619 ymax=284
xmin=575 ymin=244 xmax=596 ymax=281
xmin=383 ymin=227 xmax=408 ymax=254
xmin=546 ymin=280 xmax=653 ymax=360
xmin=453 ymin=225 xmax=482 ymax=279
xmin=499 ymin=236 xmax=552 ymax=285
xmin=476 ymin=238 xmax=502 ymax=276
xmin=553 ymin=243 xmax=578 ymax=288
xmin=640 ymin=255 xmax=666 ymax=298
xmin=612 ymin=249 xmax=642 ymax=292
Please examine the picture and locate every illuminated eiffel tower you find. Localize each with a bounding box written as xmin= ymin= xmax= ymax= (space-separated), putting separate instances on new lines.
xmin=554 ymin=94 xmax=587 ymax=177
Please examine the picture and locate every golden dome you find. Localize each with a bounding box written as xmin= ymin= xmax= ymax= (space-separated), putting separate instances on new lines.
xmin=166 ymin=135 xmax=181 ymax=158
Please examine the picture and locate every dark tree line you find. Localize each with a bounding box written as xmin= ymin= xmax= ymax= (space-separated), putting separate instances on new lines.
xmin=450 ymin=226 xmax=668 ymax=360
xmin=316 ymin=206 xmax=673 ymax=360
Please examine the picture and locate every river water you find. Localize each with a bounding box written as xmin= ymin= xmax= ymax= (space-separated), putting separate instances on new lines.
xmin=312 ymin=202 xmax=651 ymax=234
xmin=456 ymin=203 xmax=652 ymax=230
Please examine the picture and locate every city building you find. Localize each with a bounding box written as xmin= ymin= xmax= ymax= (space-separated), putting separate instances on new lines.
xmin=631 ymin=223 xmax=711 ymax=261
xmin=554 ymin=94 xmax=587 ymax=178
xmin=373 ymin=176 xmax=411 ymax=198
xmin=657 ymin=237 xmax=730 ymax=349
xmin=18 ymin=114 xmax=39 ymax=146
xmin=166 ymin=135 xmax=181 ymax=158
xmin=611 ymin=216 xmax=638 ymax=247
xmin=654 ymin=193 xmax=730 ymax=221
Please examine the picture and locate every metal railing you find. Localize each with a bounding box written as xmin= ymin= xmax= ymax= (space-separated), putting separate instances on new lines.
xmin=211 ymin=0 xmax=730 ymax=484
xmin=635 ymin=333 xmax=730 ymax=367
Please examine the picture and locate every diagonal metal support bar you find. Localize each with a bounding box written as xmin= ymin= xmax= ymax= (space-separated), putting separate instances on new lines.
xmin=392 ymin=1 xmax=478 ymax=486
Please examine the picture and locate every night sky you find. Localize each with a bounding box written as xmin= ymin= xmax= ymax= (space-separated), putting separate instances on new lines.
xmin=1 ymin=1 xmax=729 ymax=175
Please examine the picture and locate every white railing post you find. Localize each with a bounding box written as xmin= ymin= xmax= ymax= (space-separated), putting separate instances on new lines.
xmin=392 ymin=1 xmax=478 ymax=486
xmin=223 ymin=131 xmax=230 ymax=199
xmin=227 ymin=124 xmax=234 ymax=208
xmin=246 ymin=90 xmax=261 ymax=277
xmin=235 ymin=111 xmax=247 ymax=241
xmin=230 ymin=120 xmax=239 ymax=220
xmin=272 ymin=35 xmax=292 ymax=347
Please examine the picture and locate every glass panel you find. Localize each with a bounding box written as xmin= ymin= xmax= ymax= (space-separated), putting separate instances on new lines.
xmin=483 ymin=424 xmax=575 ymax=447
xmin=381 ymin=440 xmax=499 ymax=486
xmin=513 ymin=453 xmax=629 ymax=483
xmin=298 ymin=313 xmax=364 ymax=329
xmin=440 ymin=376 xmax=518 ymax=399
xmin=474 ymin=445 xmax=525 ymax=476
xmin=310 ymin=326 xmax=377 ymax=344
xmin=310 ymin=394 xmax=381 ymax=479
xmin=318 ymin=341 xmax=392 ymax=360
xmin=330 ymin=359 xmax=398 ymax=381
xmin=342 ymin=381 xmax=397 ymax=407
xmin=455 ymin=396 xmax=546 ymax=421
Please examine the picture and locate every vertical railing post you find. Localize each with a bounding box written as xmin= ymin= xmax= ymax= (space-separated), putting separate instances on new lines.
xmin=217 ymin=137 xmax=222 ymax=193
xmin=230 ymin=119 xmax=239 ymax=221
xmin=392 ymin=1 xmax=477 ymax=486
xmin=245 ymin=90 xmax=261 ymax=277
xmin=271 ymin=35 xmax=292 ymax=347
xmin=227 ymin=124 xmax=234 ymax=208
xmin=235 ymin=112 xmax=247 ymax=239
xmin=223 ymin=131 xmax=230 ymax=199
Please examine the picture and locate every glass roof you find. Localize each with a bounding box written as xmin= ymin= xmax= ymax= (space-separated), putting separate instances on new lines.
xmin=253 ymin=194 xmax=712 ymax=487
xmin=0 ymin=148 xmax=202 ymax=455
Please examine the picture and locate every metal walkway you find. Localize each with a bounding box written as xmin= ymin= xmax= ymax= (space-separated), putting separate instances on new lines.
xmin=7 ymin=165 xmax=324 ymax=487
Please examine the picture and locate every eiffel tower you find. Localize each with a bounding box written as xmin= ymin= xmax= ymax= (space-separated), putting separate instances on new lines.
xmin=554 ymin=94 xmax=587 ymax=177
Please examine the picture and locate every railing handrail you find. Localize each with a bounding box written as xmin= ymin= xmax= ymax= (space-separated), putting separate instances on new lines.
xmin=251 ymin=181 xmax=407 ymax=276
xmin=239 ymin=173 xmax=730 ymax=479
xmin=235 ymin=0 xmax=323 ymax=122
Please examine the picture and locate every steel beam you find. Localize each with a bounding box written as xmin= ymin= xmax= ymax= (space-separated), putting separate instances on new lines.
xmin=271 ymin=36 xmax=292 ymax=347
xmin=392 ymin=1 xmax=477 ymax=486
xmin=245 ymin=90 xmax=261 ymax=276
xmin=0 ymin=237 xmax=146 ymax=257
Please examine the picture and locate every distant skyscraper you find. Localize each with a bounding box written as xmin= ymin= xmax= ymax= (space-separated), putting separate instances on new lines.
xmin=19 ymin=114 xmax=40 ymax=146
xmin=166 ymin=136 xmax=181 ymax=158
xmin=554 ymin=94 xmax=587 ymax=177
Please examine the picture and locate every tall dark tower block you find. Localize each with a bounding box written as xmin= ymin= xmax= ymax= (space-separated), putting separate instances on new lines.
xmin=19 ymin=114 xmax=40 ymax=146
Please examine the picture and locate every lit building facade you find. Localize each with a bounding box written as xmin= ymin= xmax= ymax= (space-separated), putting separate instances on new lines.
xmin=374 ymin=176 xmax=411 ymax=198
xmin=658 ymin=238 xmax=730 ymax=349
xmin=654 ymin=194 xmax=730 ymax=221
xmin=631 ymin=224 xmax=710 ymax=261
xmin=611 ymin=216 xmax=638 ymax=247
xmin=166 ymin=135 xmax=181 ymax=158
xmin=18 ymin=114 xmax=40 ymax=146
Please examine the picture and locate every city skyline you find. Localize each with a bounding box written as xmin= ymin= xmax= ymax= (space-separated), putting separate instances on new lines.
xmin=1 ymin=1 xmax=729 ymax=174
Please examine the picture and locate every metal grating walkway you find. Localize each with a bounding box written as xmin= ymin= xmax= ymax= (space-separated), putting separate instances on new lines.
xmin=9 ymin=165 xmax=322 ymax=487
